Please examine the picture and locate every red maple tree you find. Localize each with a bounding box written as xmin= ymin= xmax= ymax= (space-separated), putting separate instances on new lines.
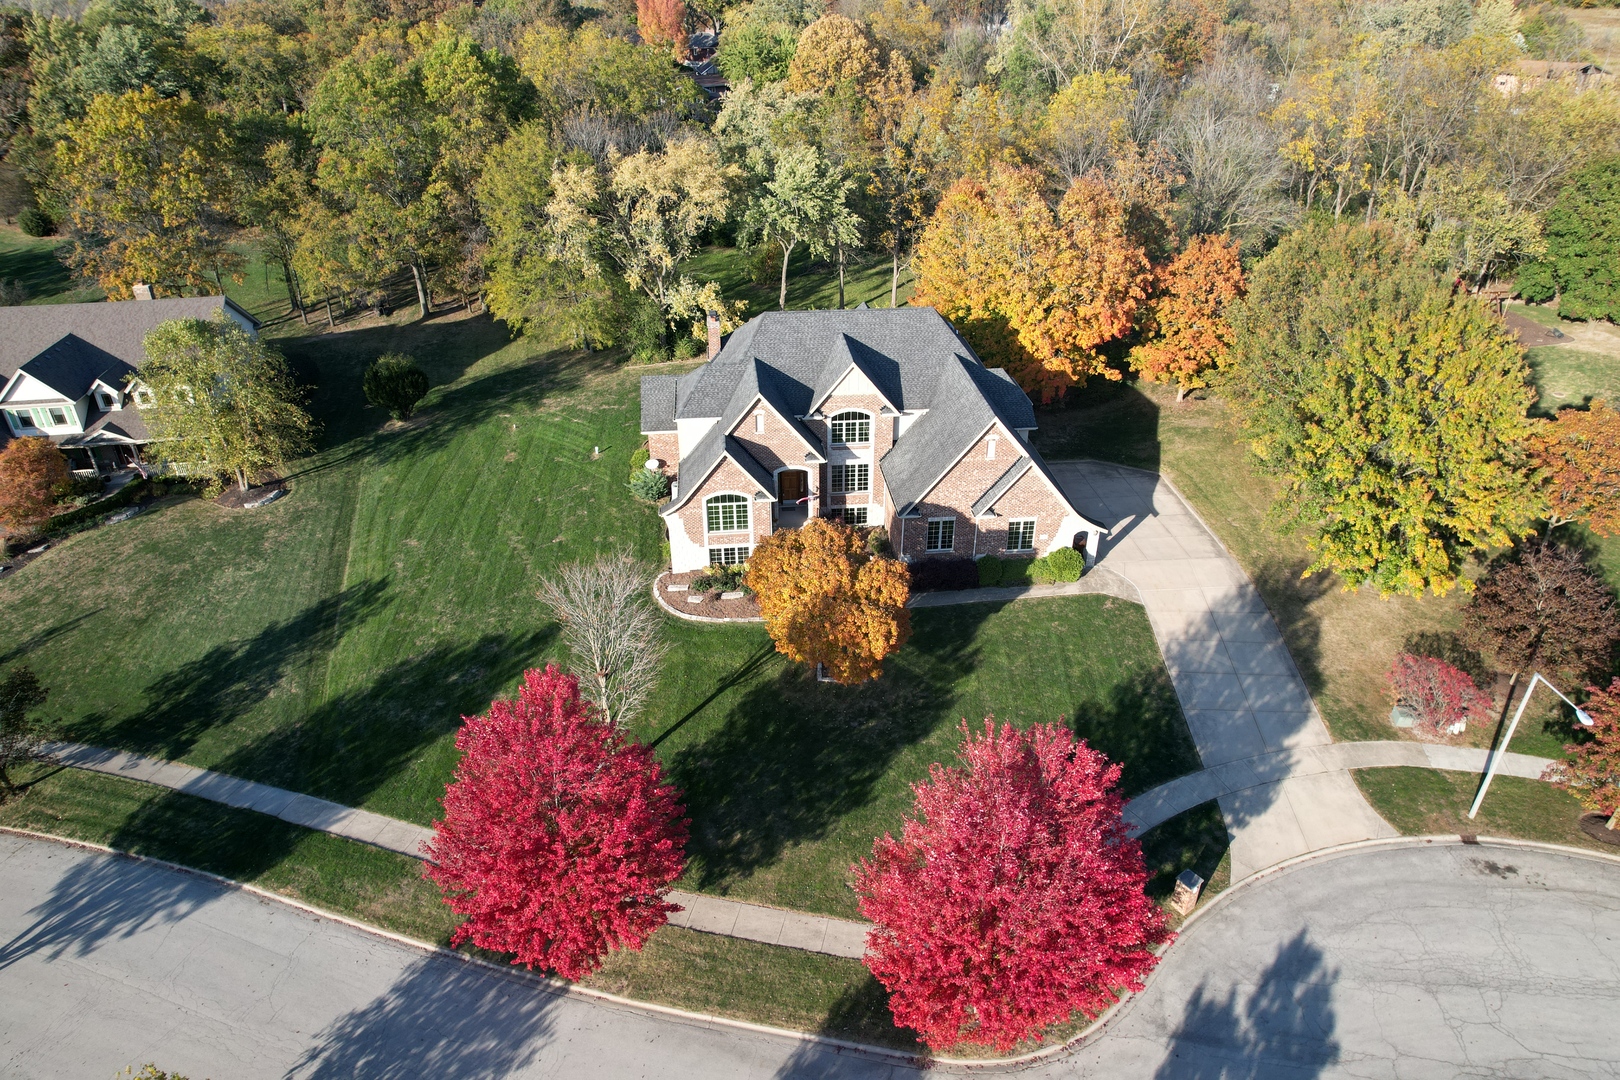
xmin=636 ymin=0 xmax=689 ymax=57
xmin=1129 ymin=233 xmax=1246 ymax=401
xmin=424 ymin=665 xmax=689 ymax=980
xmin=0 ymin=437 xmax=70 ymax=531
xmin=1529 ymin=399 xmax=1620 ymax=536
xmin=852 ymin=720 xmax=1169 ymax=1051
xmin=1387 ymin=652 xmax=1494 ymax=737
xmin=1546 ymin=677 xmax=1620 ymax=830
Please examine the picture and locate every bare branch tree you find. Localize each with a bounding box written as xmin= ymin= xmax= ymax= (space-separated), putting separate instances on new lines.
xmin=0 ymin=665 xmax=49 ymax=799
xmin=538 ymin=552 xmax=668 ymax=729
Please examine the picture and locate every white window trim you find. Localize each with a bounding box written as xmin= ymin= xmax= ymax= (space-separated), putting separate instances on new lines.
xmin=753 ymin=411 xmax=764 ymax=434
xmin=926 ymin=516 xmax=956 ymax=553
xmin=703 ymin=491 xmax=752 ymax=537
xmin=1007 ymin=518 xmax=1037 ymax=552
xmin=830 ymin=462 xmax=870 ymax=495
xmin=828 ymin=409 xmax=873 ymax=447
xmin=987 ymin=435 xmax=998 ymax=461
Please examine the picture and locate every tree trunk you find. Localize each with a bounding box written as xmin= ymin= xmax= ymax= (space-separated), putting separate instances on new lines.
xmin=1176 ymin=384 xmax=1188 ymax=402
xmin=325 ymin=297 xmax=335 ymax=328
xmin=238 ymin=466 xmax=249 ymax=493
xmin=411 ymin=262 xmax=429 ymax=320
xmin=837 ymin=242 xmax=846 ymax=310
xmin=891 ymin=250 xmax=899 ymax=308
xmin=778 ymin=239 xmax=794 ymax=310
xmin=1607 ymin=805 xmax=1618 ymax=829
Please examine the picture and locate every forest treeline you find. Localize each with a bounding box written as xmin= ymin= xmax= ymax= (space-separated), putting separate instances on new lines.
xmin=0 ymin=0 xmax=1616 ymax=356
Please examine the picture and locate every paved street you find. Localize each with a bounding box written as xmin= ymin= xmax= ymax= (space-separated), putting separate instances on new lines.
xmin=4 ymin=833 xmax=1616 ymax=1078
xmin=1050 ymin=460 xmax=1399 ymax=881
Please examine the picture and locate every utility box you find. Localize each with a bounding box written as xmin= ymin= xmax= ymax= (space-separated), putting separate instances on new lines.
xmin=1171 ymin=869 xmax=1205 ymax=916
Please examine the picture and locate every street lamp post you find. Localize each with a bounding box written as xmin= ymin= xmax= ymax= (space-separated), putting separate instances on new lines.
xmin=1469 ymin=672 xmax=1595 ymax=820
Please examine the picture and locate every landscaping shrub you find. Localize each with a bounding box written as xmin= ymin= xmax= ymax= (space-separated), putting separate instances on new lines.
xmin=1032 ymin=546 xmax=1084 ymax=584
xmin=362 ymin=353 xmax=431 ymax=419
xmin=17 ymin=207 xmax=51 ymax=237
xmin=1388 ymin=652 xmax=1495 ymax=737
xmin=691 ymin=563 xmax=748 ymax=594
xmin=999 ymin=557 xmax=1033 ymax=587
xmin=671 ymin=332 xmax=704 ymax=360
xmin=627 ymin=468 xmax=670 ymax=503
xmin=628 ymin=445 xmax=650 ymax=478
xmin=864 ymin=526 xmax=891 ymax=557
xmin=908 ymin=556 xmax=978 ymax=592
xmin=976 ymin=556 xmax=1003 ymax=587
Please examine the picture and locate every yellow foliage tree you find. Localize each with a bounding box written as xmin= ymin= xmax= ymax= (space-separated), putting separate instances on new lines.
xmin=745 ymin=518 xmax=912 ymax=685
xmin=911 ymin=164 xmax=1152 ymax=402
xmin=56 ymin=88 xmax=241 ymax=298
xmin=786 ymin=13 xmax=912 ymax=110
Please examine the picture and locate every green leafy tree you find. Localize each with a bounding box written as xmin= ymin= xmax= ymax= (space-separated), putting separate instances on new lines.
xmin=739 ymin=143 xmax=861 ymax=309
xmin=1222 ymin=221 xmax=1539 ymax=596
xmin=363 ymin=353 xmax=431 ymax=420
xmin=478 ymin=121 xmax=620 ymax=346
xmin=55 ymin=87 xmax=241 ymax=298
xmin=0 ymin=665 xmax=48 ymax=798
xmin=1516 ymin=157 xmax=1620 ymax=322
xmin=516 ymin=23 xmax=703 ymax=126
xmin=140 ymin=317 xmax=317 ymax=493
xmin=299 ymin=26 xmax=523 ymax=318
xmin=546 ymin=136 xmax=740 ymax=335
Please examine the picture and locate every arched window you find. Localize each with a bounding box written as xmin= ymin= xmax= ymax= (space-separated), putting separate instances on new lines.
xmin=829 ymin=410 xmax=872 ymax=445
xmin=706 ymin=493 xmax=749 ymax=533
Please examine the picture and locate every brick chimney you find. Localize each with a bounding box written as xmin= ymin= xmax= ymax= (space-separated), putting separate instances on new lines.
xmin=706 ymin=311 xmax=722 ymax=360
xmin=131 ymin=283 xmax=155 ymax=301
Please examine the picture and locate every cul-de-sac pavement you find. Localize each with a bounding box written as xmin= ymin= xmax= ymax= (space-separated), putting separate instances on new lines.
xmin=4 ymin=832 xmax=1618 ymax=1078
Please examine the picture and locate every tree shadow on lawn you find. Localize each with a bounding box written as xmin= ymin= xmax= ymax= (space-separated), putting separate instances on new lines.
xmin=1072 ymin=666 xmax=1204 ymax=799
xmin=1032 ymin=379 xmax=1163 ymax=474
xmin=279 ymin=316 xmax=607 ymax=481
xmin=670 ymin=606 xmax=989 ymax=896
xmin=83 ymin=576 xmax=552 ymax=812
xmin=0 ymin=608 xmax=104 ymax=667
xmin=1250 ymin=555 xmax=1330 ymax=699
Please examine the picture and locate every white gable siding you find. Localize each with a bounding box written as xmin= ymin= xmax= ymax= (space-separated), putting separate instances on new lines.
xmin=1 ymin=371 xmax=72 ymax=406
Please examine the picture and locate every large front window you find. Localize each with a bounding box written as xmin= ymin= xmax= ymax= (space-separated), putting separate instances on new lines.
xmin=709 ymin=545 xmax=750 ymax=565
xmin=830 ymin=463 xmax=869 ymax=494
xmin=829 ymin=411 xmax=871 ymax=444
xmin=1007 ymin=519 xmax=1036 ymax=552
xmin=705 ymin=493 xmax=749 ymax=533
xmin=828 ymin=506 xmax=868 ymax=526
xmin=926 ymin=517 xmax=955 ymax=552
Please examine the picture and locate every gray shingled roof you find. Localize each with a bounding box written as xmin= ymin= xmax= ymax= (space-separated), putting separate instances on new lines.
xmin=806 ymin=333 xmax=901 ymax=416
xmin=58 ymin=407 xmax=149 ymax=446
xmin=8 ymin=335 xmax=135 ymax=402
xmin=673 ymin=308 xmax=979 ymax=420
xmin=0 ymin=296 xmax=259 ymax=384
xmin=663 ymin=426 xmax=777 ymax=514
xmin=971 ymin=456 xmax=1034 ymax=517
xmin=730 ymin=358 xmax=824 ymax=457
xmin=640 ymin=374 xmax=678 ymax=432
xmin=878 ymin=355 xmax=1002 ymax=515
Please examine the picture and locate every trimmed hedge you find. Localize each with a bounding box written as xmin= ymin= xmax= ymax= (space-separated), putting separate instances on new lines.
xmin=1032 ymin=546 xmax=1084 ymax=584
xmin=908 ymin=556 xmax=978 ymax=592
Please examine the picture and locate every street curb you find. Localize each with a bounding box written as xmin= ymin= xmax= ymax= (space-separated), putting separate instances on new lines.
xmin=7 ymin=826 xmax=1617 ymax=1073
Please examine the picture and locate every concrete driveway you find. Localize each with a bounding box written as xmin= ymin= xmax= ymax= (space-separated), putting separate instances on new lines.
xmin=4 ymin=833 xmax=1617 ymax=1078
xmin=1048 ymin=461 xmax=1397 ymax=881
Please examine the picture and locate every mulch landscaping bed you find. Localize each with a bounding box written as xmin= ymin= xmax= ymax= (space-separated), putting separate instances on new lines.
xmin=214 ymin=474 xmax=287 ymax=510
xmin=1578 ymin=813 xmax=1620 ymax=847
xmin=656 ymin=569 xmax=762 ymax=621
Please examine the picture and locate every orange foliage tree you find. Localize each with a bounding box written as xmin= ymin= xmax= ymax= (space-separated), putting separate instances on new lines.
xmin=1129 ymin=233 xmax=1246 ymax=401
xmin=636 ymin=0 xmax=689 ymax=58
xmin=1529 ymin=400 xmax=1620 ymax=536
xmin=911 ymin=164 xmax=1153 ymax=403
xmin=0 ymin=437 xmax=70 ymax=531
xmin=744 ymin=518 xmax=912 ymax=684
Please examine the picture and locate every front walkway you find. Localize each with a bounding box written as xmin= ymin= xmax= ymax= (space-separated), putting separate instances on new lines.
xmin=1048 ymin=461 xmax=1400 ymax=881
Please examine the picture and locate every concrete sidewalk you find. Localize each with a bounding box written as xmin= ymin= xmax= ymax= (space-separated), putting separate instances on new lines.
xmin=41 ymin=741 xmax=871 ymax=960
xmin=1050 ymin=460 xmax=1401 ymax=881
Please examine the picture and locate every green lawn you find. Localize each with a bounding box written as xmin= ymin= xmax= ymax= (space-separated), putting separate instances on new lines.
xmin=4 ymin=300 xmax=1198 ymax=919
xmin=1526 ymin=345 xmax=1620 ymax=414
xmin=1353 ymin=767 xmax=1617 ymax=855
xmin=0 ymin=226 xmax=104 ymax=305
xmin=684 ymin=244 xmax=917 ymax=317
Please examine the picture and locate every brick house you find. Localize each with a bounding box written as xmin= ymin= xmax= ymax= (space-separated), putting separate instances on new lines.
xmin=640 ymin=307 xmax=1104 ymax=573
xmin=0 ymin=293 xmax=261 ymax=477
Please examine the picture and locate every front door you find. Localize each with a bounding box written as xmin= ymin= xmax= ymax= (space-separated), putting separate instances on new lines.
xmin=778 ymin=469 xmax=807 ymax=507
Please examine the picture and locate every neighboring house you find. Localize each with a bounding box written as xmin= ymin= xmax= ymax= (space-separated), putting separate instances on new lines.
xmin=1495 ymin=60 xmax=1613 ymax=95
xmin=0 ymin=294 xmax=260 ymax=476
xmin=641 ymin=307 xmax=1105 ymax=573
